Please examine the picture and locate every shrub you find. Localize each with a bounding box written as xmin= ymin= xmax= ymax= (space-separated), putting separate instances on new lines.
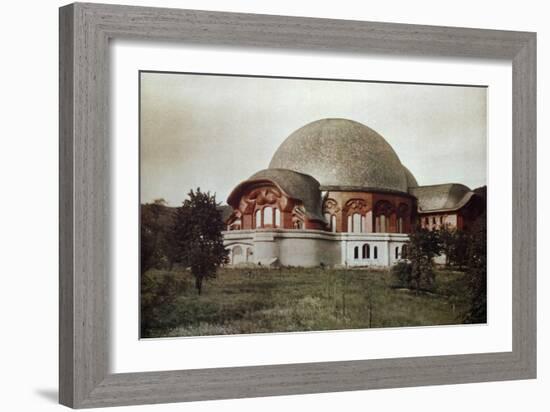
xmin=140 ymin=272 xmax=189 ymax=337
xmin=391 ymin=261 xmax=412 ymax=288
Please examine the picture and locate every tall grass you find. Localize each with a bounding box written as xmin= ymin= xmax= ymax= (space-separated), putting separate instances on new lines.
xmin=142 ymin=266 xmax=472 ymax=338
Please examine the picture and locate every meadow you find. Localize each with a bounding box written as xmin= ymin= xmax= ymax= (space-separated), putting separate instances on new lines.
xmin=141 ymin=266 xmax=472 ymax=338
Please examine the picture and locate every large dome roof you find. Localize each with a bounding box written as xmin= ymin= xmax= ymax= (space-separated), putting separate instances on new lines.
xmin=268 ymin=118 xmax=410 ymax=193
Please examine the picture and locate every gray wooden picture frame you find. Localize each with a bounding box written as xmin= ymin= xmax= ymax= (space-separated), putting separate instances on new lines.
xmin=59 ymin=2 xmax=536 ymax=409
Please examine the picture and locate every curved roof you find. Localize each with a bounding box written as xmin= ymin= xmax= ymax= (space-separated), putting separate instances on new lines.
xmin=227 ymin=168 xmax=325 ymax=222
xmin=268 ymin=118 xmax=409 ymax=193
xmin=403 ymin=166 xmax=419 ymax=188
xmin=410 ymin=183 xmax=475 ymax=212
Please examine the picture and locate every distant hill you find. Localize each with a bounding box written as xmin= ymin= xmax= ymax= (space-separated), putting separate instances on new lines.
xmin=141 ymin=200 xmax=233 ymax=226
xmin=217 ymin=205 xmax=233 ymax=223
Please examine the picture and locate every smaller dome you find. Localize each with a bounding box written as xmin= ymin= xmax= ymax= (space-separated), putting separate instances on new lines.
xmin=410 ymin=183 xmax=474 ymax=212
xmin=227 ymin=169 xmax=324 ymax=221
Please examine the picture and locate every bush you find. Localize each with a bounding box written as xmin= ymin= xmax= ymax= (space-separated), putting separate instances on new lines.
xmin=140 ymin=272 xmax=189 ymax=337
xmin=391 ymin=261 xmax=412 ymax=288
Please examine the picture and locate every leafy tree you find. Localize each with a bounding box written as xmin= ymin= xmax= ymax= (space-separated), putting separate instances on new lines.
xmin=450 ymin=230 xmax=469 ymax=270
xmin=464 ymin=212 xmax=487 ymax=323
xmin=171 ymin=188 xmax=229 ymax=294
xmin=439 ymin=224 xmax=469 ymax=269
xmin=141 ymin=199 xmax=171 ymax=274
xmin=404 ymin=227 xmax=442 ymax=292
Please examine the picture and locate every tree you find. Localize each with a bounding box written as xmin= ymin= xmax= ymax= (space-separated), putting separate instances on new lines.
xmin=405 ymin=227 xmax=442 ymax=292
xmin=140 ymin=198 xmax=170 ymax=274
xmin=171 ymin=188 xmax=229 ymax=294
xmin=464 ymin=212 xmax=487 ymax=323
xmin=439 ymin=224 xmax=469 ymax=269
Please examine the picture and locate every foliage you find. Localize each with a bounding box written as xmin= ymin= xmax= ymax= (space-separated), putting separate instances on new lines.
xmin=140 ymin=199 xmax=174 ymax=274
xmin=463 ymin=212 xmax=487 ymax=323
xmin=391 ymin=260 xmax=413 ymax=288
xmin=140 ymin=272 xmax=189 ymax=336
xmin=404 ymin=227 xmax=442 ymax=292
xmin=439 ymin=224 xmax=469 ymax=269
xmin=170 ymin=188 xmax=229 ymax=294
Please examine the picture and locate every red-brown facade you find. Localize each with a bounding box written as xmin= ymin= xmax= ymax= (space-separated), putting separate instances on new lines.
xmin=418 ymin=195 xmax=485 ymax=231
xmin=226 ymin=181 xmax=325 ymax=231
xmin=322 ymin=191 xmax=416 ymax=234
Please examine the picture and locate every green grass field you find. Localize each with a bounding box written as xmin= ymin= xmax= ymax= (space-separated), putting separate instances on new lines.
xmin=141 ymin=266 xmax=473 ymax=338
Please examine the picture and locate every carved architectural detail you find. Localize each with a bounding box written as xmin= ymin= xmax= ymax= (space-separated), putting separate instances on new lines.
xmin=323 ymin=198 xmax=341 ymax=213
xmin=239 ymin=186 xmax=282 ymax=213
xmin=292 ymin=205 xmax=306 ymax=229
xmin=343 ymin=198 xmax=369 ymax=215
xmin=397 ymin=203 xmax=409 ymax=217
xmin=374 ymin=200 xmax=395 ymax=216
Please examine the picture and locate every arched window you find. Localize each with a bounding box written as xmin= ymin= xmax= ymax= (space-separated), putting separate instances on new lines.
xmin=264 ymin=207 xmax=273 ymax=226
xmin=353 ymin=213 xmax=362 ymax=233
xmin=362 ymin=244 xmax=370 ymax=259
xmin=233 ymin=246 xmax=243 ymax=264
xmin=324 ymin=213 xmax=331 ymax=229
xmin=374 ymin=246 xmax=378 ymax=259
xmin=274 ymin=208 xmax=281 ymax=227
xmin=255 ymin=209 xmax=262 ymax=228
xmin=380 ymin=215 xmax=386 ymax=232
xmin=402 ymin=244 xmax=408 ymax=259
xmin=331 ymin=215 xmax=337 ymax=232
xmin=354 ymin=246 xmax=359 ymax=259
xmin=432 ymin=217 xmax=436 ymax=225
xmin=424 ymin=217 xmax=429 ymax=226
xmin=361 ymin=215 xmax=366 ymax=232
xmin=347 ymin=215 xmax=352 ymax=233
xmin=395 ymin=246 xmax=399 ymax=259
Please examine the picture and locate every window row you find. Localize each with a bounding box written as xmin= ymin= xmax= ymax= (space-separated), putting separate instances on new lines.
xmin=353 ymin=244 xmax=408 ymax=260
xmin=254 ymin=207 xmax=281 ymax=228
xmin=353 ymin=244 xmax=378 ymax=260
xmin=424 ymin=216 xmax=445 ymax=225
xmin=325 ymin=212 xmax=406 ymax=233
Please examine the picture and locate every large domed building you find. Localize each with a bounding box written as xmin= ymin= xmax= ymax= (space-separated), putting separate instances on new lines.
xmin=223 ymin=118 xmax=484 ymax=267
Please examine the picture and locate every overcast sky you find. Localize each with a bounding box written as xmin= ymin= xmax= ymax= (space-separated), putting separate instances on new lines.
xmin=140 ymin=72 xmax=486 ymax=206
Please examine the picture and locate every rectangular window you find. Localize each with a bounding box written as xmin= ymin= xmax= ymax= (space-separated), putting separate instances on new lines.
xmin=255 ymin=209 xmax=262 ymax=228
xmin=264 ymin=207 xmax=273 ymax=225
xmin=275 ymin=208 xmax=281 ymax=227
xmin=353 ymin=213 xmax=361 ymax=233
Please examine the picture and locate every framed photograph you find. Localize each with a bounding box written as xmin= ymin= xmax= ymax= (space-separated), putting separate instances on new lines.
xmin=59 ymin=2 xmax=536 ymax=408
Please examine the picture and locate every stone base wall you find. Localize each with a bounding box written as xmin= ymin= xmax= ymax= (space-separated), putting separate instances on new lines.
xmin=223 ymin=229 xmax=410 ymax=268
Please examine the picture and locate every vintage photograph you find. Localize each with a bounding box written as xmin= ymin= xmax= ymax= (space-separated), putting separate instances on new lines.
xmin=139 ymin=71 xmax=487 ymax=339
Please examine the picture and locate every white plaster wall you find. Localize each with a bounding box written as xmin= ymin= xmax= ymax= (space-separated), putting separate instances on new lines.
xmin=224 ymin=230 xmax=410 ymax=268
xmin=445 ymin=214 xmax=458 ymax=227
xmin=345 ymin=240 xmax=386 ymax=266
xmin=389 ymin=241 xmax=408 ymax=265
xmin=277 ymin=237 xmax=341 ymax=267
